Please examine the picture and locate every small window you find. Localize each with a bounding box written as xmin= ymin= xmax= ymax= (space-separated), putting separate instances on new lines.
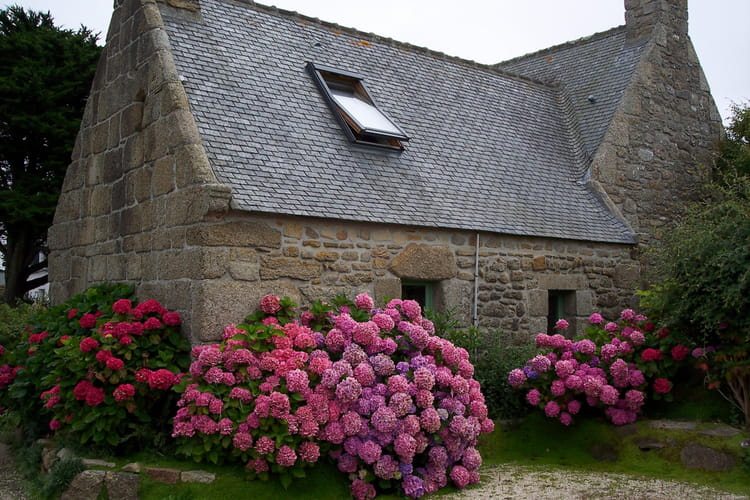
xmin=547 ymin=290 xmax=575 ymax=335
xmin=307 ymin=62 xmax=409 ymax=150
xmin=402 ymin=281 xmax=434 ymax=312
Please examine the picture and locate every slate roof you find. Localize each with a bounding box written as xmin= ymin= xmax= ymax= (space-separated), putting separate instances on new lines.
xmin=498 ymin=27 xmax=648 ymax=158
xmin=159 ymin=0 xmax=636 ymax=244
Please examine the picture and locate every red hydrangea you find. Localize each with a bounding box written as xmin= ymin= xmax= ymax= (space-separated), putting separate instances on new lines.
xmin=670 ymin=344 xmax=689 ymax=361
xmin=148 ymin=369 xmax=178 ymax=390
xmin=79 ymin=313 xmax=98 ymax=329
xmin=653 ymin=378 xmax=672 ymax=394
xmin=106 ymin=357 xmax=125 ymax=371
xmin=641 ymin=348 xmax=662 ymax=362
xmin=112 ymin=299 xmax=132 ymax=315
xmin=113 ymin=383 xmax=136 ymax=402
xmin=79 ymin=337 xmax=99 ymax=353
xmin=162 ymin=312 xmax=181 ymax=326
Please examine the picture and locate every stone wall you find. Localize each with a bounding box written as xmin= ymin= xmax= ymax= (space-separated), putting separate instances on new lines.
xmin=47 ymin=0 xmax=232 ymax=343
xmin=181 ymin=213 xmax=638 ymax=342
xmin=590 ymin=0 xmax=722 ymax=247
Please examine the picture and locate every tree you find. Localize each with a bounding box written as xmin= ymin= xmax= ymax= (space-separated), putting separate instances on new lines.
xmin=642 ymin=104 xmax=750 ymax=427
xmin=714 ymin=103 xmax=750 ymax=179
xmin=0 ymin=6 xmax=101 ymax=304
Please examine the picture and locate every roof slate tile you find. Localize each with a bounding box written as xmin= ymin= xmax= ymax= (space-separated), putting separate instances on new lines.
xmin=159 ymin=0 xmax=635 ymax=244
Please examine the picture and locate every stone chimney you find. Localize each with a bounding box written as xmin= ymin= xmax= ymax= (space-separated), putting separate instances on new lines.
xmin=625 ymin=0 xmax=688 ymax=40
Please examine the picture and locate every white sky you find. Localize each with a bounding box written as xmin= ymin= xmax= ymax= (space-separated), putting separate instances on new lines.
xmin=7 ymin=0 xmax=749 ymax=123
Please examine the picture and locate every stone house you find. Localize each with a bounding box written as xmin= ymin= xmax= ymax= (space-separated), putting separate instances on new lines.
xmin=47 ymin=0 xmax=722 ymax=343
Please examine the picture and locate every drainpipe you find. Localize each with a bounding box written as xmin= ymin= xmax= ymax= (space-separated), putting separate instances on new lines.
xmin=473 ymin=233 xmax=480 ymax=327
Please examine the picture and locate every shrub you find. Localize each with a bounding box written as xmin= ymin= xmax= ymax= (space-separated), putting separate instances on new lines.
xmin=0 ymin=283 xmax=190 ymax=451
xmin=508 ymin=311 xmax=691 ymax=426
xmin=173 ymin=294 xmax=494 ymax=499
xmin=428 ymin=310 xmax=533 ymax=420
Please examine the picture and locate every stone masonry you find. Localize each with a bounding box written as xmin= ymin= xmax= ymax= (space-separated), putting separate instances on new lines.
xmin=589 ymin=0 xmax=722 ymax=247
xmin=47 ymin=0 xmax=233 ymax=343
xmin=48 ymin=0 xmax=719 ymax=343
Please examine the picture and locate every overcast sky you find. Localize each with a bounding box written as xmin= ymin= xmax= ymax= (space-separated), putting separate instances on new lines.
xmin=7 ymin=0 xmax=749 ymax=123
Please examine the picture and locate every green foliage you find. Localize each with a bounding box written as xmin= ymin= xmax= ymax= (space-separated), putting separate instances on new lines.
xmin=0 ymin=283 xmax=191 ymax=451
xmin=643 ymin=172 xmax=750 ymax=427
xmin=715 ymin=103 xmax=750 ymax=179
xmin=38 ymin=456 xmax=85 ymax=500
xmin=645 ymin=177 xmax=750 ymax=346
xmin=428 ymin=309 xmax=534 ymax=420
xmin=0 ymin=302 xmax=40 ymax=346
xmin=480 ymin=415 xmax=750 ymax=495
xmin=0 ymin=5 xmax=101 ymax=303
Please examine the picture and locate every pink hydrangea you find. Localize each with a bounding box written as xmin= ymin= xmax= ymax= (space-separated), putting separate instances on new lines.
xmin=559 ymin=412 xmax=573 ymax=426
xmin=544 ymin=401 xmax=560 ymax=418
xmin=275 ymin=445 xmax=297 ymax=467
xmin=551 ymin=380 xmax=566 ymax=396
xmin=259 ymin=295 xmax=282 ymax=314
xmin=620 ymin=309 xmax=636 ymax=321
xmin=599 ymin=385 xmax=619 ymax=405
xmin=354 ymin=293 xmax=375 ymax=311
xmin=507 ymin=368 xmax=526 ymax=387
xmin=450 ymin=465 xmax=471 ymax=488
xmin=605 ymin=322 xmax=619 ymax=333
xmin=298 ymin=441 xmax=320 ymax=463
xmin=372 ymin=313 xmax=395 ymax=331
xmin=588 ymin=313 xmax=604 ymax=324
xmin=233 ymin=432 xmax=253 ymax=451
xmin=351 ymin=478 xmax=377 ymax=500
xmin=526 ymin=389 xmax=541 ymax=406
xmin=554 ymin=319 xmax=569 ymax=330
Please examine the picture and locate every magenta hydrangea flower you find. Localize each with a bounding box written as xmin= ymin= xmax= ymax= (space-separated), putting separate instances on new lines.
xmin=259 ymin=295 xmax=282 ymax=314
xmin=400 ymin=300 xmax=422 ymax=320
xmin=354 ymin=293 xmax=375 ymax=311
xmin=526 ymin=389 xmax=541 ymax=406
xmin=336 ymin=377 xmax=362 ymax=404
xmin=605 ymin=322 xmax=619 ymax=333
xmin=351 ymin=478 xmax=377 ymax=500
xmin=588 ymin=312 xmax=604 ymax=324
xmin=544 ymin=401 xmax=560 ymax=418
xmin=550 ymin=380 xmax=566 ymax=396
xmin=620 ymin=309 xmax=636 ymax=321
xmin=232 ymin=432 xmax=253 ymax=451
xmin=275 ymin=445 xmax=297 ymax=467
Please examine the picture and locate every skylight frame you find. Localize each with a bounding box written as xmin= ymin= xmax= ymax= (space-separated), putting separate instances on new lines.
xmin=306 ymin=62 xmax=410 ymax=150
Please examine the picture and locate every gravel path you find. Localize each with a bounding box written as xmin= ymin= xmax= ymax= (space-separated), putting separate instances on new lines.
xmin=0 ymin=442 xmax=29 ymax=500
xmin=0 ymin=442 xmax=746 ymax=499
xmin=440 ymin=464 xmax=749 ymax=500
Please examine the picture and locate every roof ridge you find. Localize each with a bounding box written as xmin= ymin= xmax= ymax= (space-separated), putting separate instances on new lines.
xmin=496 ymin=25 xmax=627 ymax=66
xmin=221 ymin=0 xmax=557 ymax=89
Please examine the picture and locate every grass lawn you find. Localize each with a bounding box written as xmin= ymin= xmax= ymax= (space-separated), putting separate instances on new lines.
xmin=479 ymin=413 xmax=750 ymax=496
xmin=106 ymin=412 xmax=749 ymax=499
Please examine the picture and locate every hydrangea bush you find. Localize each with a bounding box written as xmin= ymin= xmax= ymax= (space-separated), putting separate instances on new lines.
xmin=0 ymin=284 xmax=190 ymax=450
xmin=172 ymin=294 xmax=494 ymax=499
xmin=508 ymin=310 xmax=692 ymax=426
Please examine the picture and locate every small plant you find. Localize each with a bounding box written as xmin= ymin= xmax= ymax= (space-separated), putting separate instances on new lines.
xmin=0 ymin=283 xmax=191 ymax=451
xmin=173 ymin=294 xmax=495 ymax=499
xmin=39 ymin=456 xmax=85 ymax=500
xmin=508 ymin=310 xmax=693 ymax=426
xmin=428 ymin=309 xmax=534 ymax=420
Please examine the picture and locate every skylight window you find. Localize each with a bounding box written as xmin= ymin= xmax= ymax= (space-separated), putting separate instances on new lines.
xmin=307 ymin=62 xmax=409 ymax=150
